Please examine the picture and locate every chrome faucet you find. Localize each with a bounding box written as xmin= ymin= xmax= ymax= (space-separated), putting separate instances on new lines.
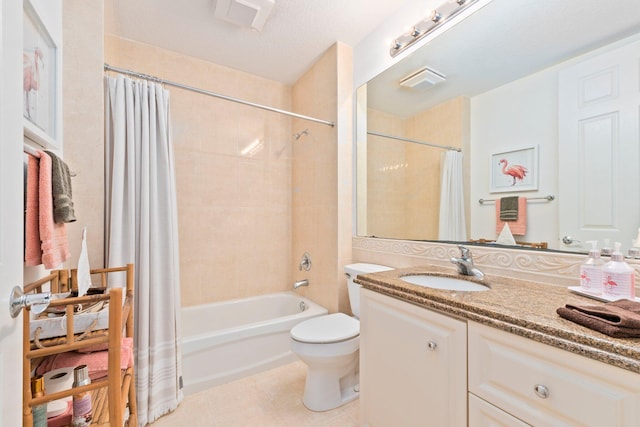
xmin=450 ymin=245 xmax=485 ymax=280
xmin=294 ymin=279 xmax=309 ymax=289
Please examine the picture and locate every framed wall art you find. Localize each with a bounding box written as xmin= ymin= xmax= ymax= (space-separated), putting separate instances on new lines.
xmin=23 ymin=0 xmax=61 ymax=149
xmin=490 ymin=145 xmax=538 ymax=193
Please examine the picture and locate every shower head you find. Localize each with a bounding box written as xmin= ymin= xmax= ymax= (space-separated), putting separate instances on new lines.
xmin=293 ymin=129 xmax=310 ymax=140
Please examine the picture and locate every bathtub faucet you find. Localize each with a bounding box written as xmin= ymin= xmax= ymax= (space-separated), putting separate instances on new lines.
xmin=294 ymin=279 xmax=309 ymax=289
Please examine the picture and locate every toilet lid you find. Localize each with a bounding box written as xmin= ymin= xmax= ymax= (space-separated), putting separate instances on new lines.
xmin=291 ymin=313 xmax=359 ymax=343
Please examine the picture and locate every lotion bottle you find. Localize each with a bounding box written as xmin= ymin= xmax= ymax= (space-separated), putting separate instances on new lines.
xmin=601 ymin=238 xmax=613 ymax=256
xmin=30 ymin=375 xmax=47 ymax=427
xmin=602 ymin=242 xmax=636 ymax=299
xmin=72 ymin=365 xmax=92 ymax=426
xmin=579 ymin=240 xmax=603 ymax=294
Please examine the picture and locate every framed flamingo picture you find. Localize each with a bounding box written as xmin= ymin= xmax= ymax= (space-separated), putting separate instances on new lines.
xmin=489 ymin=145 xmax=538 ymax=193
xmin=23 ymin=0 xmax=60 ymax=149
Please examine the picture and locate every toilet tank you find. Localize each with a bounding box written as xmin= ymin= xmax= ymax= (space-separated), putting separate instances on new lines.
xmin=345 ymin=263 xmax=393 ymax=318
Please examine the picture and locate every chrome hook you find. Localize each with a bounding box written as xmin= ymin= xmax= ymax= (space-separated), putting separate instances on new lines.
xmin=9 ymin=286 xmax=50 ymax=318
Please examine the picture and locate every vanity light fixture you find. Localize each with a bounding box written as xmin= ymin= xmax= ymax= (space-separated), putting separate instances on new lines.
xmin=390 ymin=0 xmax=479 ymax=57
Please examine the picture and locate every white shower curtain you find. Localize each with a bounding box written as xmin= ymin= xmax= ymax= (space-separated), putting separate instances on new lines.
xmin=439 ymin=150 xmax=467 ymax=241
xmin=104 ymin=76 xmax=183 ymax=425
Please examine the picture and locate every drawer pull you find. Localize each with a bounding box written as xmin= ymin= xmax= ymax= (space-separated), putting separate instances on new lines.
xmin=534 ymin=384 xmax=549 ymax=399
xmin=427 ymin=341 xmax=437 ymax=351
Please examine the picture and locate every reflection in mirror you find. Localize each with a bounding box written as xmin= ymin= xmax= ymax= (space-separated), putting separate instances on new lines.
xmin=357 ymin=0 xmax=640 ymax=254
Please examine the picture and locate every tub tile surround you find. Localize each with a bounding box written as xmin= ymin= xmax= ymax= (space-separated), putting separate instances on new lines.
xmin=105 ymin=35 xmax=295 ymax=307
xmin=353 ymin=237 xmax=640 ymax=374
xmin=292 ymin=42 xmax=353 ymax=315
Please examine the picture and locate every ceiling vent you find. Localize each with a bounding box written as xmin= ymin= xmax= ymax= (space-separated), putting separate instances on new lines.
xmin=399 ymin=67 xmax=447 ymax=90
xmin=214 ymin=0 xmax=275 ymax=32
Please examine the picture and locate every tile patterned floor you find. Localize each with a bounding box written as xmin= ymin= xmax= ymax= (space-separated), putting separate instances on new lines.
xmin=150 ymin=361 xmax=359 ymax=426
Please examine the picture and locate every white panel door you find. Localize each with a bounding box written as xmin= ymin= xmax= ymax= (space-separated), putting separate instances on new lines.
xmin=0 ymin=1 xmax=26 ymax=426
xmin=558 ymin=39 xmax=640 ymax=253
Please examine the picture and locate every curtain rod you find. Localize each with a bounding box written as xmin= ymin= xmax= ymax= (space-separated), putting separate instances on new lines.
xmin=367 ymin=131 xmax=461 ymax=152
xmin=104 ymin=63 xmax=335 ymax=128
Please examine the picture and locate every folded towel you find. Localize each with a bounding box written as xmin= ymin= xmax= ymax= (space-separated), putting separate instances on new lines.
xmin=45 ymin=150 xmax=76 ymax=224
xmin=495 ymin=222 xmax=516 ymax=245
xmin=36 ymin=337 xmax=134 ymax=381
xmin=496 ymin=197 xmax=527 ymax=235
xmin=556 ymin=299 xmax=640 ymax=338
xmin=499 ymin=196 xmax=519 ymax=221
xmin=25 ymin=154 xmax=42 ymax=266
xmin=37 ymin=150 xmax=70 ymax=268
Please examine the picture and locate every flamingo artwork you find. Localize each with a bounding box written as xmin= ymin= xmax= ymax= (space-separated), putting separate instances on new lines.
xmin=23 ymin=47 xmax=43 ymax=120
xmin=499 ymin=158 xmax=528 ymax=186
xmin=604 ymin=275 xmax=618 ymax=292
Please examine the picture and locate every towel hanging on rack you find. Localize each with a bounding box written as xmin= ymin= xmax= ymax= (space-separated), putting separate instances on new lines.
xmin=45 ymin=150 xmax=76 ymax=224
xmin=496 ymin=197 xmax=527 ymax=236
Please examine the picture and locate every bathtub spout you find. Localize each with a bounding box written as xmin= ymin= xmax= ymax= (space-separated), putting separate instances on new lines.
xmin=294 ymin=279 xmax=309 ymax=289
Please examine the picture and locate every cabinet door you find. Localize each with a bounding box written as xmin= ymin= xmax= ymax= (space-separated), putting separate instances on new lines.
xmin=469 ymin=394 xmax=530 ymax=427
xmin=360 ymin=289 xmax=467 ymax=427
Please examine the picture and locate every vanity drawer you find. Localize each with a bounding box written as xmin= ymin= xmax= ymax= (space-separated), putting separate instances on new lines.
xmin=468 ymin=321 xmax=640 ymax=427
xmin=468 ymin=393 xmax=530 ymax=427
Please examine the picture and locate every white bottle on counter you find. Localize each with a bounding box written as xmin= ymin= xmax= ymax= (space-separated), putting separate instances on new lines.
xmin=602 ymin=242 xmax=636 ymax=299
xmin=579 ymin=240 xmax=603 ymax=294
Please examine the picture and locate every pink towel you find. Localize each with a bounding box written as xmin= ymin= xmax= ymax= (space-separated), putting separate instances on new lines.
xmin=36 ymin=337 xmax=134 ymax=381
xmin=25 ymin=155 xmax=42 ymax=266
xmin=37 ymin=150 xmax=70 ymax=268
xmin=496 ymin=197 xmax=527 ymax=236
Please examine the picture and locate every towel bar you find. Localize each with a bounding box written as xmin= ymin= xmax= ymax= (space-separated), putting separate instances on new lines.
xmin=478 ymin=194 xmax=555 ymax=204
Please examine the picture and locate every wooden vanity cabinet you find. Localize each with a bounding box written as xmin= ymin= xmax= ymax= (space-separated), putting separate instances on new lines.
xmin=468 ymin=321 xmax=640 ymax=427
xmin=360 ymin=288 xmax=467 ymax=427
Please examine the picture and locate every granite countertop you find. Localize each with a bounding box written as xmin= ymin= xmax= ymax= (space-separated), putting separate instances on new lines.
xmin=355 ymin=265 xmax=640 ymax=374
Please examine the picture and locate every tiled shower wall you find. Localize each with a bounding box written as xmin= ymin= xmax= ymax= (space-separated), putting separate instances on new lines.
xmin=365 ymin=96 xmax=468 ymax=241
xmin=105 ymin=35 xmax=294 ymax=306
xmin=291 ymin=42 xmax=353 ymax=314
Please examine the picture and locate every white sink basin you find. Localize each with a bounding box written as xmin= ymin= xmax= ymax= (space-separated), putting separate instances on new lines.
xmin=401 ymin=275 xmax=489 ymax=292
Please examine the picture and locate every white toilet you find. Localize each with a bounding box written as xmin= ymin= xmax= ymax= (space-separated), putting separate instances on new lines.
xmin=290 ymin=263 xmax=392 ymax=411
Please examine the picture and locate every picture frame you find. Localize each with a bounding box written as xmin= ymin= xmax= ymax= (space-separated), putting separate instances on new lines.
xmin=490 ymin=145 xmax=538 ymax=193
xmin=23 ymin=0 xmax=60 ymax=149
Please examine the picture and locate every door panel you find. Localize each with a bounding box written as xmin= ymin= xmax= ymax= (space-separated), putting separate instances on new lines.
xmin=559 ymin=39 xmax=640 ymax=252
xmin=1 ymin=1 xmax=26 ymax=426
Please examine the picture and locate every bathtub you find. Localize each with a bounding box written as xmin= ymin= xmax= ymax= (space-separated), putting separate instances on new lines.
xmin=181 ymin=291 xmax=328 ymax=395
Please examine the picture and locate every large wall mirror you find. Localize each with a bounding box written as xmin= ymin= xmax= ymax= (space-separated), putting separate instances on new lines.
xmin=357 ymin=0 xmax=640 ymax=254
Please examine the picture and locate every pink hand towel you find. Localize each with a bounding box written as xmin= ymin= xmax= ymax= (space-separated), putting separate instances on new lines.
xmin=25 ymin=154 xmax=42 ymax=266
xmin=36 ymin=337 xmax=134 ymax=381
xmin=495 ymin=197 xmax=527 ymax=236
xmin=37 ymin=150 xmax=70 ymax=268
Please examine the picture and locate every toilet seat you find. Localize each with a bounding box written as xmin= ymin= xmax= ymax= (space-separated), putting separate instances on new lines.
xmin=291 ymin=313 xmax=359 ymax=344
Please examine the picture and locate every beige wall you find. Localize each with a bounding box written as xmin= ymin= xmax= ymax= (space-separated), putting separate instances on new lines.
xmin=366 ymin=109 xmax=406 ymax=238
xmin=104 ymin=35 xmax=293 ymax=306
xmin=62 ymin=0 xmax=105 ymax=271
xmin=60 ymin=7 xmax=351 ymax=311
xmin=291 ymin=42 xmax=353 ymax=314
xmin=365 ymin=96 xmax=469 ymax=240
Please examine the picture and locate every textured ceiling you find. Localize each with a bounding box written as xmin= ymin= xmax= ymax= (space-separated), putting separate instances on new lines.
xmin=104 ymin=0 xmax=405 ymax=84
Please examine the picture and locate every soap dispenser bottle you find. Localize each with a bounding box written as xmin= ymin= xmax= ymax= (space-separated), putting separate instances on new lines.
xmin=579 ymin=240 xmax=603 ymax=294
xmin=602 ymin=242 xmax=636 ymax=299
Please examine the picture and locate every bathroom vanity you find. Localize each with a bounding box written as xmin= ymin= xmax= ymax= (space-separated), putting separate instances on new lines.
xmin=357 ymin=267 xmax=640 ymax=427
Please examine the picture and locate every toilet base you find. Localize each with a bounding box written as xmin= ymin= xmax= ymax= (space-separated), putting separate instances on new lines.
xmin=301 ymin=354 xmax=359 ymax=412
